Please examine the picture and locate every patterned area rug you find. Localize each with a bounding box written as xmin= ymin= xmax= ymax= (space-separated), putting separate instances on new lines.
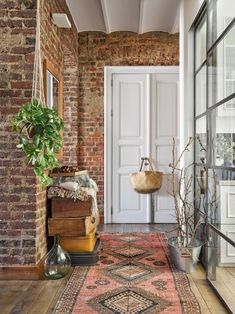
xmin=53 ymin=233 xmax=201 ymax=314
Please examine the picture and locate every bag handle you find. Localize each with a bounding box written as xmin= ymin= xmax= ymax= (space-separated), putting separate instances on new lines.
xmin=139 ymin=157 xmax=154 ymax=172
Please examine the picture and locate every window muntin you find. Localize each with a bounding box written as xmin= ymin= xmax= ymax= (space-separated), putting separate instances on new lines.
xmin=208 ymin=24 xmax=235 ymax=107
xmin=194 ymin=3 xmax=235 ymax=305
xmin=208 ymin=0 xmax=235 ymax=48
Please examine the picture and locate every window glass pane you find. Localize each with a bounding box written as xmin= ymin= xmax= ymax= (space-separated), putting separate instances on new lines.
xmin=208 ymin=24 xmax=235 ymax=107
xmin=208 ymin=0 xmax=235 ymax=48
xmin=208 ymin=168 xmax=235 ymax=226
xmin=195 ymin=15 xmax=207 ymax=69
xmin=195 ymin=65 xmax=207 ymax=116
xmin=211 ymin=103 xmax=235 ymax=166
xmin=195 ymin=116 xmax=207 ymax=163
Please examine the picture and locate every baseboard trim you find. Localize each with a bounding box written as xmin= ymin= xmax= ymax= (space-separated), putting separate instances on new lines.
xmin=0 ymin=261 xmax=44 ymax=280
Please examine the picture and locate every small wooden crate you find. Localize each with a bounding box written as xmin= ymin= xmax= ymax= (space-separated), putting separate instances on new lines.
xmin=60 ymin=230 xmax=99 ymax=252
xmin=51 ymin=197 xmax=92 ymax=218
xmin=48 ymin=214 xmax=99 ymax=237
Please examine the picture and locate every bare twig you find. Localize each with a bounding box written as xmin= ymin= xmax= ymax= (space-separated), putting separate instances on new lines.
xmin=169 ymin=137 xmax=198 ymax=247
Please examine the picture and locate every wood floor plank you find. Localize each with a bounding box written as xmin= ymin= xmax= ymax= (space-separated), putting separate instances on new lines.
xmin=217 ymin=267 xmax=235 ymax=296
xmin=123 ymin=224 xmax=133 ymax=232
xmin=190 ymin=264 xmax=228 ymax=314
xmin=9 ymin=282 xmax=46 ymax=314
xmin=0 ymin=290 xmax=25 ymax=314
xmin=211 ymin=268 xmax=235 ymax=313
xmin=187 ymin=274 xmax=211 ymax=313
xmin=131 ymin=224 xmax=140 ymax=232
xmin=29 ymin=275 xmax=70 ymax=314
xmin=131 ymin=224 xmax=144 ymax=232
xmin=226 ymin=267 xmax=235 ymax=278
xmin=28 ymin=280 xmax=58 ymax=314
xmin=0 ymin=281 xmax=33 ymax=314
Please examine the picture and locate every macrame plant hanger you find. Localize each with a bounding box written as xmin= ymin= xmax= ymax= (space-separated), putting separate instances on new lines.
xmin=32 ymin=0 xmax=46 ymax=107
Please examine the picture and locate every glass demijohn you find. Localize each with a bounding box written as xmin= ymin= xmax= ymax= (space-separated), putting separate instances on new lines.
xmin=44 ymin=234 xmax=71 ymax=279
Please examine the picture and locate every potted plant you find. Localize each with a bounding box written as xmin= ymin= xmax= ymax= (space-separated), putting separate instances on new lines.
xmin=12 ymin=98 xmax=64 ymax=187
xmin=168 ymin=137 xmax=204 ymax=273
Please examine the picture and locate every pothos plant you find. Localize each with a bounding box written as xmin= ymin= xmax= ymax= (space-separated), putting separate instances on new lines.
xmin=12 ymin=98 xmax=64 ymax=187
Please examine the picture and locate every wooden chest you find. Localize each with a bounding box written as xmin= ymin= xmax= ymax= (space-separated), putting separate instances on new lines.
xmin=48 ymin=214 xmax=99 ymax=237
xmin=51 ymin=197 xmax=92 ymax=218
xmin=60 ymin=230 xmax=99 ymax=252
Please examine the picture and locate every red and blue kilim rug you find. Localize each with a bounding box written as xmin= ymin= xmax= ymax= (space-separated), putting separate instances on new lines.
xmin=53 ymin=233 xmax=201 ymax=314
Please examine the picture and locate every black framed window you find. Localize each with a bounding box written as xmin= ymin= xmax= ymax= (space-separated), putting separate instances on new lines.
xmin=194 ymin=1 xmax=235 ymax=310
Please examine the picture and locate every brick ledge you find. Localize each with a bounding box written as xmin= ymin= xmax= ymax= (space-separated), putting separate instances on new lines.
xmin=0 ymin=261 xmax=44 ymax=280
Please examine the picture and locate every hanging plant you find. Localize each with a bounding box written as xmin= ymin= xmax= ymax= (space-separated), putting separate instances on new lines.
xmin=12 ymin=98 xmax=64 ymax=187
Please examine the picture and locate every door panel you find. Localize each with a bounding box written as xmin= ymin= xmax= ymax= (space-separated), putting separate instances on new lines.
xmin=112 ymin=74 xmax=150 ymax=223
xmin=111 ymin=70 xmax=179 ymax=224
xmin=151 ymin=73 xmax=179 ymax=223
xmin=156 ymin=82 xmax=178 ymax=138
xmin=119 ymin=82 xmax=142 ymax=137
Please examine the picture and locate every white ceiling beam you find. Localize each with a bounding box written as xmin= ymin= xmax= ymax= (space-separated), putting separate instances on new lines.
xmin=100 ymin=0 xmax=111 ymax=33
xmin=170 ymin=2 xmax=180 ymax=33
xmin=138 ymin=0 xmax=144 ymax=34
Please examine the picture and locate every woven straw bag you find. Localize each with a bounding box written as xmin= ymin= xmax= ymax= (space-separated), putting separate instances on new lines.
xmin=129 ymin=157 xmax=163 ymax=194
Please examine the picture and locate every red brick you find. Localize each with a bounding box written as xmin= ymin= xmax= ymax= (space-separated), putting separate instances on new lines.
xmin=0 ymin=256 xmax=23 ymax=264
xmin=0 ymin=19 xmax=22 ymax=28
xmin=22 ymin=19 xmax=36 ymax=28
xmin=0 ymin=55 xmax=23 ymax=63
xmin=0 ymin=1 xmax=21 ymax=9
xmin=11 ymin=46 xmax=34 ymax=54
xmin=24 ymin=54 xmax=34 ymax=63
xmin=9 ymin=9 xmax=36 ymax=18
xmin=0 ymin=107 xmax=21 ymax=114
xmin=0 ymin=212 xmax=11 ymax=220
xmin=11 ymin=80 xmax=32 ymax=89
xmin=11 ymin=28 xmax=35 ymax=35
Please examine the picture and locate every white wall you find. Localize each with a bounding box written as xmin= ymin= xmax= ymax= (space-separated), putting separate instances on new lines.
xmin=180 ymin=0 xmax=204 ymax=163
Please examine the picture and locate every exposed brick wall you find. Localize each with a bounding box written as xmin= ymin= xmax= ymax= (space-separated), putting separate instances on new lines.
xmin=62 ymin=46 xmax=79 ymax=165
xmin=0 ymin=1 xmax=178 ymax=266
xmin=40 ymin=0 xmax=78 ymax=166
xmin=0 ymin=0 xmax=37 ymax=265
xmin=78 ymin=32 xmax=179 ymax=219
xmin=0 ymin=0 xmax=78 ymax=266
xmin=38 ymin=0 xmax=78 ymax=261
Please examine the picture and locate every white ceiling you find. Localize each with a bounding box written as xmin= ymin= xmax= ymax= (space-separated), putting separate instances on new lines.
xmin=66 ymin=0 xmax=180 ymax=34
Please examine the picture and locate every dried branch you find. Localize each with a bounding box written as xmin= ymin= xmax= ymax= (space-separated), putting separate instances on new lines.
xmin=169 ymin=137 xmax=198 ymax=247
xmin=197 ymin=135 xmax=206 ymax=152
xmin=169 ymin=136 xmax=219 ymax=248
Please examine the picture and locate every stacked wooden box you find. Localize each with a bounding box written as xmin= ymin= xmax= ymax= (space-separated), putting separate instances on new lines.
xmin=48 ymin=197 xmax=100 ymax=264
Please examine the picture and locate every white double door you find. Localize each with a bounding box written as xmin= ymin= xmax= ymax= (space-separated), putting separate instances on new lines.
xmin=107 ymin=67 xmax=179 ymax=223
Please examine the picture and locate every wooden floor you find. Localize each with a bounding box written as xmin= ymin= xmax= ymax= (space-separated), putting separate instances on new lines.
xmin=209 ymin=267 xmax=235 ymax=313
xmin=0 ymin=224 xmax=229 ymax=314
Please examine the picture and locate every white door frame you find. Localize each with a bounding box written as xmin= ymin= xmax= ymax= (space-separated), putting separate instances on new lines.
xmin=104 ymin=66 xmax=179 ymax=224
